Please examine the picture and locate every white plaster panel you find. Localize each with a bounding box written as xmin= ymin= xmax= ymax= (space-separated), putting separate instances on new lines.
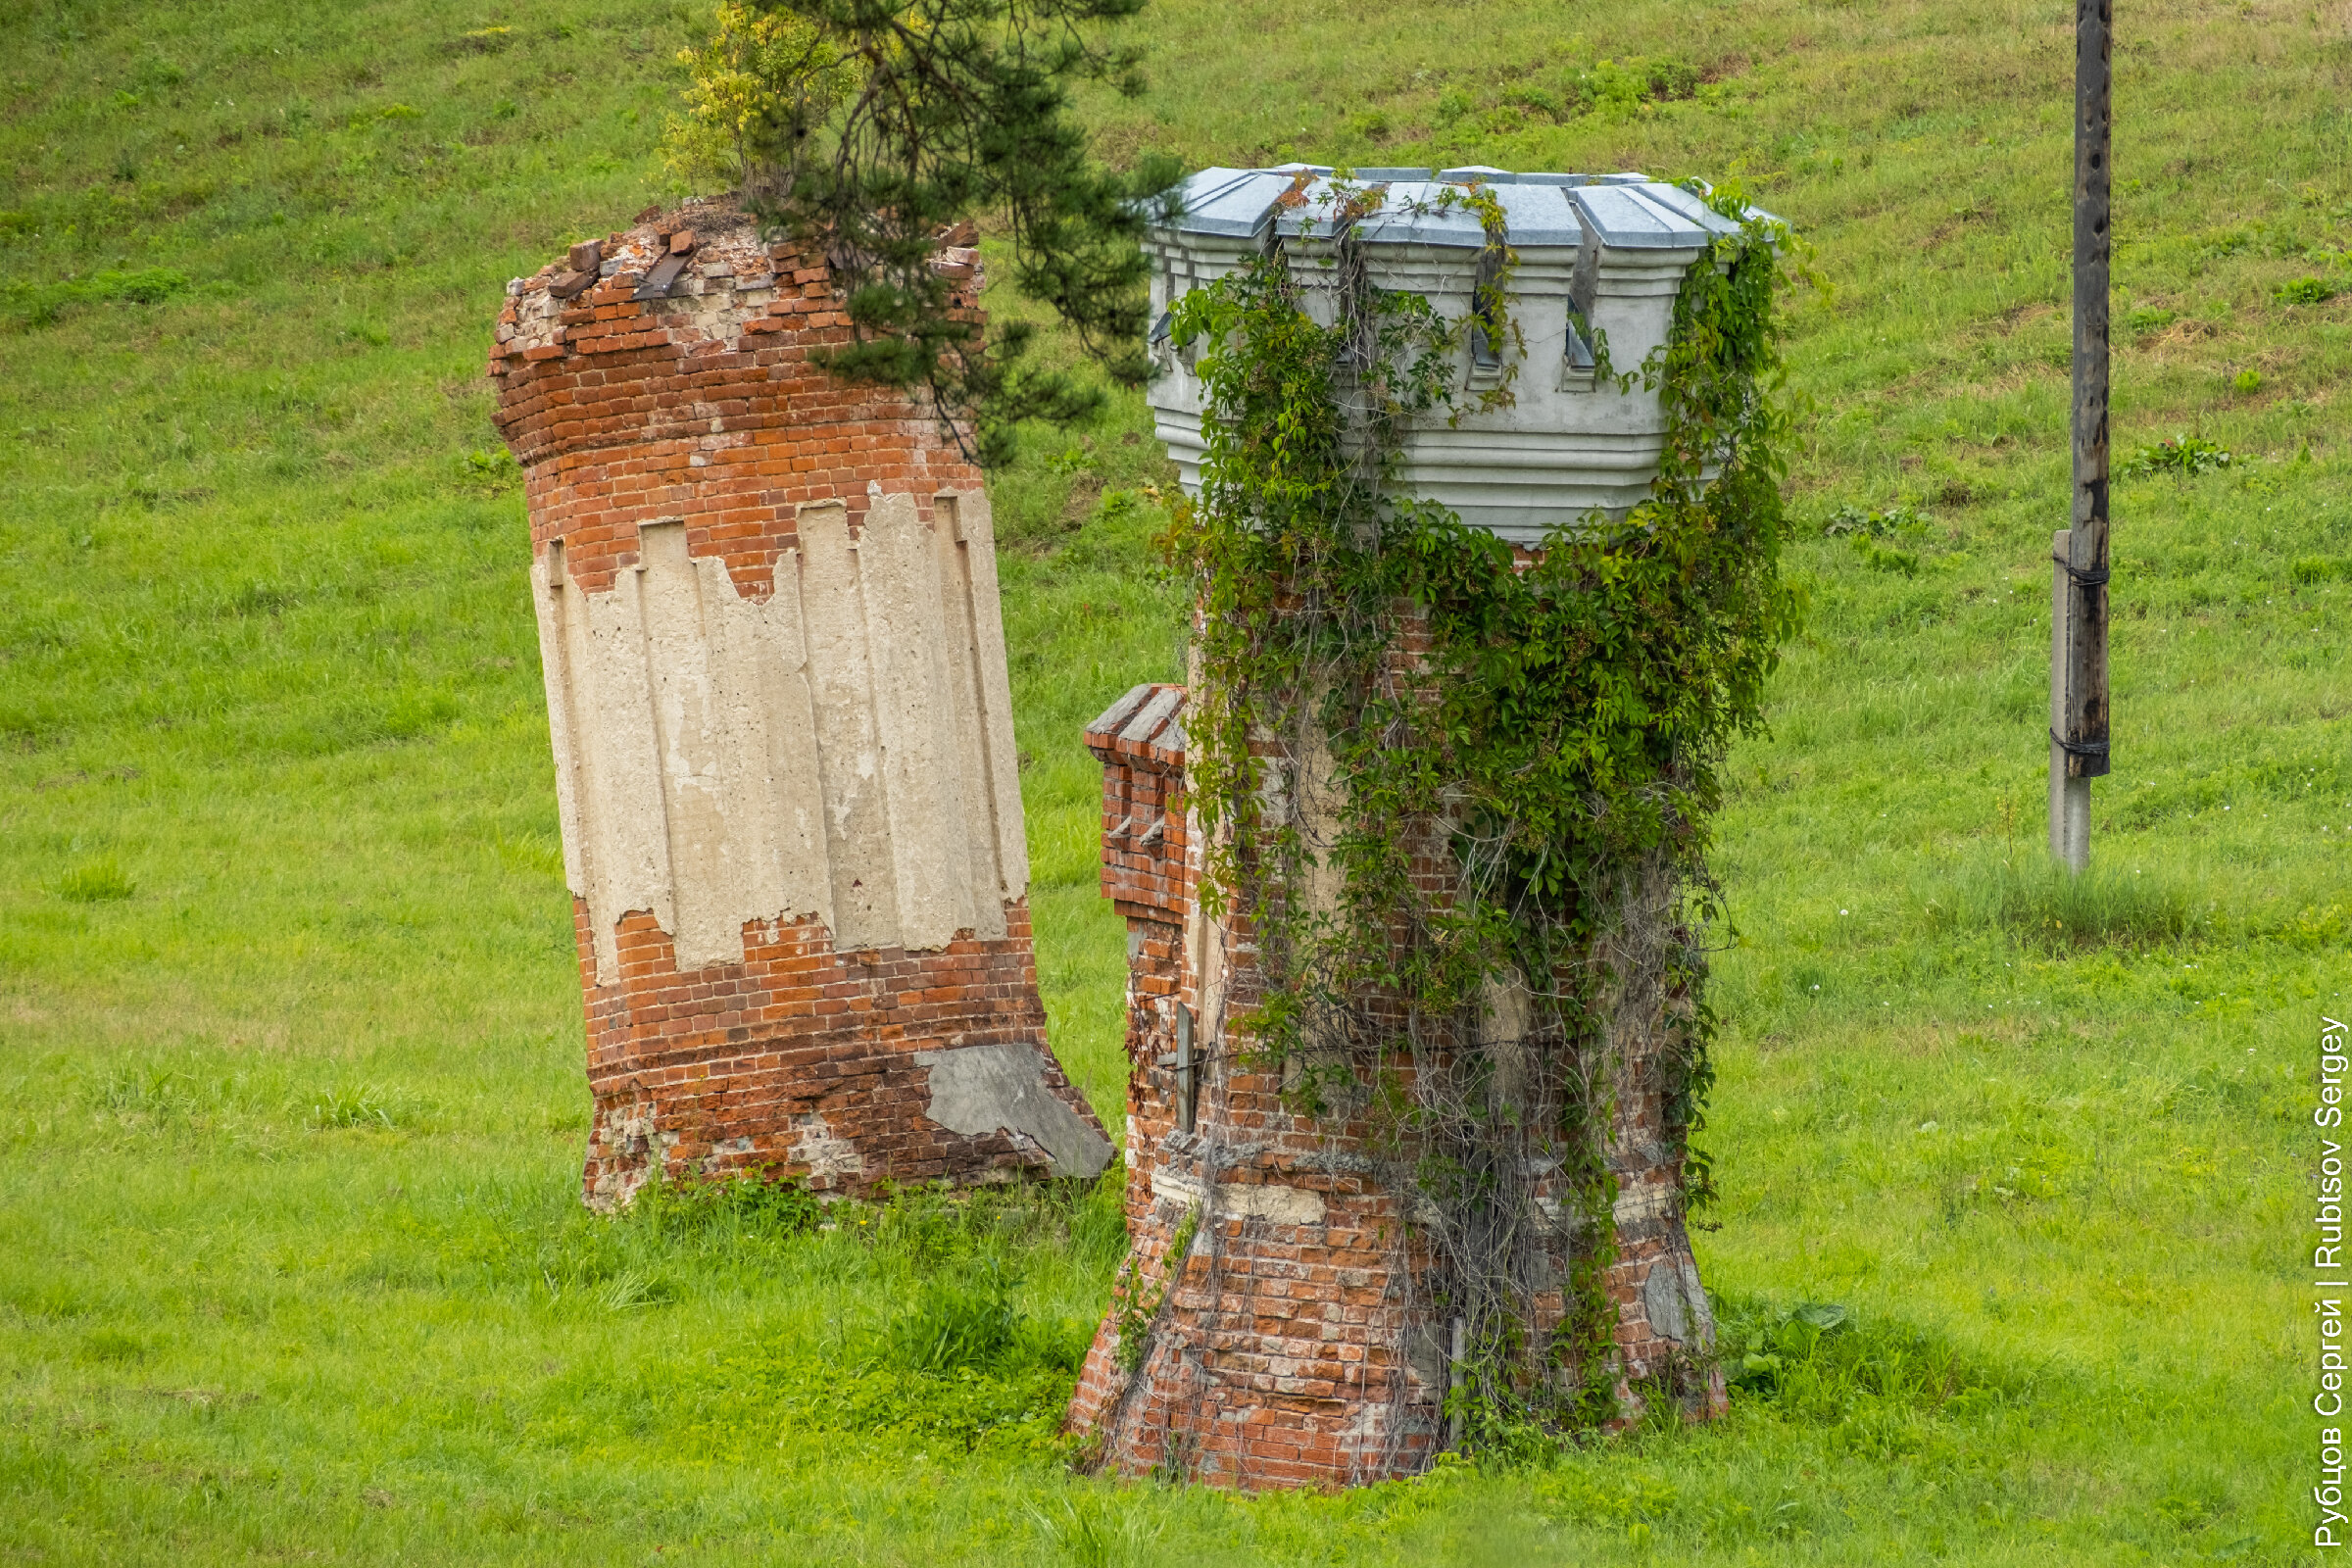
xmin=953 ymin=497 xmax=1030 ymax=909
xmin=536 ymin=492 xmax=1025 ymax=982
xmin=794 ymin=500 xmax=905 ymax=950
xmin=631 ymin=521 xmax=837 ymax=971
xmin=857 ymin=492 xmax=980 ymax=953
xmin=955 ymin=491 xmax=1029 ymax=900
xmin=930 ymin=495 xmax=1011 ymax=936
xmin=738 ymin=550 xmax=833 ymax=936
xmin=564 ymin=546 xmax=681 ymax=980
xmin=530 ymin=545 xmax=591 ymax=903
xmin=638 ymin=520 xmax=740 ymax=968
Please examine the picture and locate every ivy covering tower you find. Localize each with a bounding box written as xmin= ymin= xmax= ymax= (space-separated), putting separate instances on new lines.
xmin=1065 ymin=167 xmax=1800 ymax=1484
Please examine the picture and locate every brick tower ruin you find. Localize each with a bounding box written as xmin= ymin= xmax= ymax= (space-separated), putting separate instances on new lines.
xmin=491 ymin=200 xmax=1110 ymax=1206
xmin=1065 ymin=168 xmax=1746 ymax=1486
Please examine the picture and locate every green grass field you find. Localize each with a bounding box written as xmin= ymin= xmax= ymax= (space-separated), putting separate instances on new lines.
xmin=2 ymin=0 xmax=2346 ymax=1560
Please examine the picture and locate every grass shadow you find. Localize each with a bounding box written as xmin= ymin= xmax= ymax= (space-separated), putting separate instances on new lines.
xmin=1915 ymin=853 xmax=2203 ymax=952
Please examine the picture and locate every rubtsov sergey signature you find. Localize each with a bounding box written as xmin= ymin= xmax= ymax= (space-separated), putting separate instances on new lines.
xmin=2314 ymin=1012 xmax=2347 ymax=1549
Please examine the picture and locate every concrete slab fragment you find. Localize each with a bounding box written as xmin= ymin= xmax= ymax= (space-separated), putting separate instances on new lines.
xmin=916 ymin=1043 xmax=1114 ymax=1177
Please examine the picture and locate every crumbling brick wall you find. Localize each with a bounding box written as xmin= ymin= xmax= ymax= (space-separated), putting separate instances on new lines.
xmin=491 ymin=200 xmax=1109 ymax=1205
xmin=1065 ymin=681 xmax=1720 ymax=1489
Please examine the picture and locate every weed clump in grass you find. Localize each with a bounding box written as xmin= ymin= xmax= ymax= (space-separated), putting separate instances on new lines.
xmin=862 ymin=1170 xmax=1126 ymax=1276
xmin=92 ymin=1064 xmax=186 ymax=1119
xmin=78 ymin=1328 xmax=147 ymax=1364
xmin=875 ymin=1271 xmax=1087 ymax=1376
xmin=1851 ymin=538 xmax=1919 ymax=575
xmin=3 ymin=269 xmax=188 ymax=330
xmin=1518 ymin=1298 xmax=2022 ymax=1547
xmin=53 ymin=857 xmax=134 ymax=902
xmin=1822 ymin=504 xmax=1928 ymax=574
xmin=1027 ymin=1494 xmax=1162 ymax=1567
xmin=1562 ymin=55 xmax=1700 ymax=118
xmin=2275 ymin=275 xmax=2339 ymax=304
xmin=529 ymin=1169 xmax=824 ymax=1318
xmin=1500 ymin=84 xmax=1563 ymax=120
xmin=2119 ymin=433 xmax=2231 ymax=478
xmin=1920 ymin=855 xmax=2201 ymax=951
xmin=1821 ymin=502 xmax=1929 ymax=538
xmin=746 ymin=1344 xmax=1081 ymax=1457
xmin=836 ymin=1279 xmax=1089 ymax=1453
xmin=1529 ymin=1462 xmax=1680 ymax=1531
xmin=1428 ymin=55 xmax=1706 ymax=130
xmin=879 ymin=1276 xmax=1024 ymax=1372
xmin=535 ymin=1169 xmax=1121 ymax=1315
xmin=652 ymin=1165 xmax=826 ymax=1241
xmin=1716 ymin=1296 xmax=2018 ymax=1433
xmin=309 ymin=1084 xmax=396 ymax=1129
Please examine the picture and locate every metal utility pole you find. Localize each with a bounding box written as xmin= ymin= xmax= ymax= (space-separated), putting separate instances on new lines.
xmin=2052 ymin=0 xmax=2112 ymax=871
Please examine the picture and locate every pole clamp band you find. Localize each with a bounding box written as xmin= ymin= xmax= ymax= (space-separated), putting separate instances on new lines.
xmin=2050 ymin=554 xmax=2110 ymax=590
xmin=2050 ymin=728 xmax=2110 ymax=759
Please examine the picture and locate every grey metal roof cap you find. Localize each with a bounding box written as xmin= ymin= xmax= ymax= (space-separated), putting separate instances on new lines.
xmin=1151 ymin=166 xmax=1764 ymax=249
xmin=1489 ymin=182 xmax=1580 ymax=247
xmin=1278 ymin=177 xmax=1642 ymax=250
xmin=1157 ymin=168 xmax=1296 ymax=238
xmin=1332 ymin=181 xmax=1580 ymax=247
xmin=1624 ymin=181 xmax=1745 ymax=236
xmin=1277 ymin=179 xmax=1466 ymax=244
xmin=1569 ymin=183 xmax=1724 ymax=250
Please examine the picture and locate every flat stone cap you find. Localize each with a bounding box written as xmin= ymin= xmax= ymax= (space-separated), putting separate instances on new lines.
xmin=1148 ymin=165 xmax=1758 ymax=252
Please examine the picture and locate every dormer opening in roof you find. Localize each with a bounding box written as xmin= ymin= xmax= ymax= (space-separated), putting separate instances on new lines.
xmin=1140 ymin=164 xmax=1771 ymax=545
xmin=1467 ymin=234 xmax=1508 ymax=389
xmin=1563 ymin=227 xmax=1601 ymax=385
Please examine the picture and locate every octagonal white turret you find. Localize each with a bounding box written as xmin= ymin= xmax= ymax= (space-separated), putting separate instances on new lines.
xmin=1144 ymin=166 xmax=1765 ymax=544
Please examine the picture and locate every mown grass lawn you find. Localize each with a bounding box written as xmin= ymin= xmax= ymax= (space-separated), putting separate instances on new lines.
xmin=1 ymin=0 xmax=2345 ymax=1561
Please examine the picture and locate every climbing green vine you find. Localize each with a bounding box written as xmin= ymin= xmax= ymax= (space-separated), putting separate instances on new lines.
xmin=1164 ymin=177 xmax=1801 ymax=1448
xmin=1111 ymin=1202 xmax=1199 ymax=1373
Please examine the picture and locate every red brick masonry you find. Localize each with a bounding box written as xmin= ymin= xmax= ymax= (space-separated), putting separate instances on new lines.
xmin=575 ymin=904 xmax=1083 ymax=1199
xmin=492 ymin=201 xmax=1107 ymax=1204
xmin=1065 ymin=683 xmax=1722 ymax=1488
